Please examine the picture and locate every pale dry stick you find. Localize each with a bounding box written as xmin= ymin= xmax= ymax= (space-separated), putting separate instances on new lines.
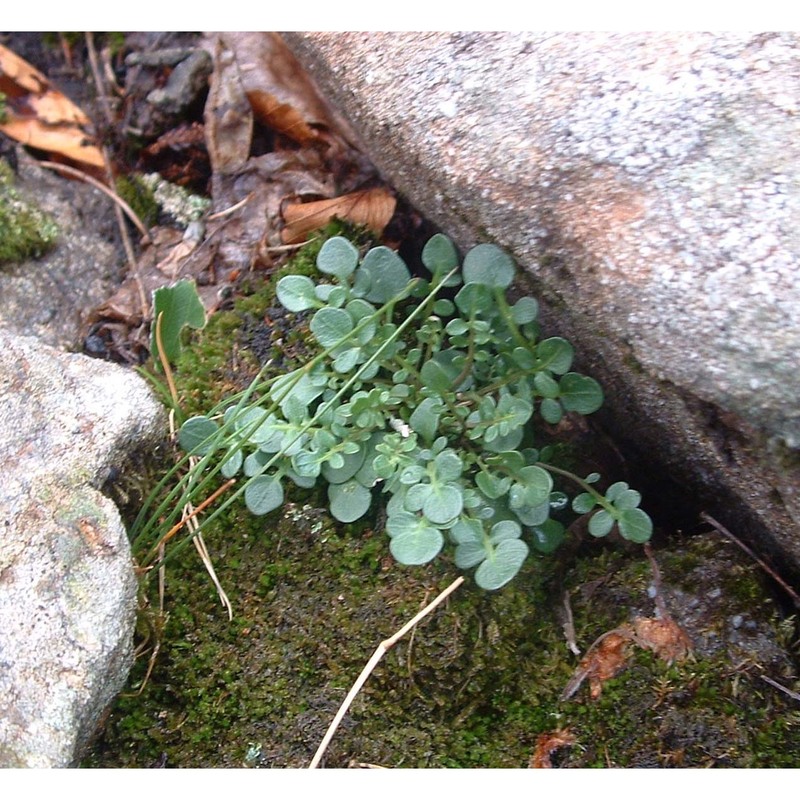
xmin=184 ymin=501 xmax=233 ymax=620
xmin=760 ymin=675 xmax=800 ymax=703
xmin=84 ymin=32 xmax=115 ymax=129
xmin=700 ymin=512 xmax=800 ymax=609
xmin=561 ymin=590 xmax=581 ymax=656
xmin=644 ymin=542 xmax=669 ymax=619
xmin=206 ymin=193 xmax=254 ymax=221
xmin=308 ymin=575 xmax=465 ymax=769
xmin=38 ymin=160 xmax=151 ymax=242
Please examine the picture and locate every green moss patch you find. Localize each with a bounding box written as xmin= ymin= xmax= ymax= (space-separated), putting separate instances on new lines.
xmin=0 ymin=158 xmax=59 ymax=265
xmin=84 ymin=233 xmax=799 ymax=768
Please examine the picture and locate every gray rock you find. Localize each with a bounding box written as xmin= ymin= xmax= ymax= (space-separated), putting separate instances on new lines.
xmin=0 ymin=150 xmax=122 ymax=350
xmin=283 ymin=32 xmax=800 ymax=575
xmin=0 ymin=331 xmax=166 ymax=767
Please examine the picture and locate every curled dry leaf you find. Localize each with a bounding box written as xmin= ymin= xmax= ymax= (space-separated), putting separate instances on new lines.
xmin=632 ymin=616 xmax=692 ymax=664
xmin=246 ymin=89 xmax=320 ymax=146
xmin=529 ymin=729 xmax=577 ymax=768
xmin=281 ymin=186 xmax=397 ymax=245
xmin=561 ymin=615 xmax=692 ymax=701
xmin=561 ymin=627 xmax=633 ymax=701
xmin=0 ymin=43 xmax=104 ymax=171
xmin=204 ymin=36 xmax=253 ymax=178
xmin=216 ymin=32 xmax=362 ymax=151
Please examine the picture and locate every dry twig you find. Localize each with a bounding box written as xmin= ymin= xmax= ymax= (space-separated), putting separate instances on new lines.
xmin=308 ymin=576 xmax=465 ymax=769
xmin=700 ymin=512 xmax=800 ymax=609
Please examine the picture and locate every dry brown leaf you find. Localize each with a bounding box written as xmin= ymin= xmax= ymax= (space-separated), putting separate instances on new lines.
xmin=91 ymin=227 xmax=215 ymax=326
xmin=0 ymin=43 xmax=104 ymax=171
xmin=281 ymin=187 xmax=396 ymax=244
xmin=246 ymin=89 xmax=320 ymax=145
xmin=529 ymin=729 xmax=577 ymax=768
xmin=632 ymin=616 xmax=692 ymax=664
xmin=204 ymin=36 xmax=253 ymax=178
xmin=216 ymin=32 xmax=362 ymax=151
xmin=562 ymin=615 xmax=691 ymax=701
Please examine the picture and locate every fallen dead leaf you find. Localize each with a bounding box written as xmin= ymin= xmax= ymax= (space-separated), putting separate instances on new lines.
xmin=561 ymin=615 xmax=692 ymax=701
xmin=204 ymin=36 xmax=253 ymax=178
xmin=216 ymin=32 xmax=362 ymax=151
xmin=632 ymin=616 xmax=692 ymax=664
xmin=529 ymin=729 xmax=577 ymax=768
xmin=247 ymin=89 xmax=320 ymax=146
xmin=281 ymin=186 xmax=396 ymax=244
xmin=0 ymin=43 xmax=105 ymax=171
xmin=561 ymin=627 xmax=634 ymax=701
xmin=91 ymin=226 xmax=215 ymax=326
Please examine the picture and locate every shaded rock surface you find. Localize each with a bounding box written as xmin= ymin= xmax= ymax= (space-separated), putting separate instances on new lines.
xmin=283 ymin=32 xmax=800 ymax=578
xmin=0 ymin=331 xmax=166 ymax=767
xmin=0 ymin=149 xmax=123 ymax=350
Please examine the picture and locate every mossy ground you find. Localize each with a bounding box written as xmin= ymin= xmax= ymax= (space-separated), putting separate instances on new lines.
xmin=0 ymin=158 xmax=59 ymax=265
xmin=84 ymin=233 xmax=800 ymax=768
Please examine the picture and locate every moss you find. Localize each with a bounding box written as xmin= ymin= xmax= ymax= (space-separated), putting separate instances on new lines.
xmin=115 ymin=174 xmax=160 ymax=229
xmin=83 ymin=230 xmax=799 ymax=768
xmin=0 ymin=158 xmax=59 ymax=265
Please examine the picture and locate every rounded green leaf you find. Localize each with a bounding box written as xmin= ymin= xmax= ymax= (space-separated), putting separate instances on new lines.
xmin=310 ymin=306 xmax=354 ymax=348
xmin=329 ymin=479 xmax=372 ymax=523
xmin=536 ymin=337 xmax=574 ymax=374
xmin=409 ymin=397 xmax=442 ymax=444
xmin=450 ymin=517 xmax=483 ymax=545
xmin=572 ymin=492 xmax=597 ymax=514
xmin=454 ymin=282 xmax=493 ymax=316
xmin=490 ymin=520 xmax=522 ymax=542
xmin=245 ymin=474 xmax=284 ymax=515
xmin=151 ymin=279 xmax=207 ymax=365
xmin=359 ymin=246 xmax=411 ymax=303
xmin=422 ymin=233 xmax=459 ymax=277
xmin=332 ymin=347 xmax=361 ymax=374
xmin=559 ymin=373 xmax=604 ymax=415
xmin=613 ymin=489 xmax=642 ymax=510
xmin=512 ymin=500 xmax=550 ymax=527
xmin=220 ymin=447 xmax=243 ymax=478
xmin=433 ymin=298 xmax=455 ymax=315
xmin=454 ymin=539 xmax=487 ymax=569
xmin=434 ymin=450 xmax=463 ymax=482
xmin=511 ymin=296 xmax=538 ymax=324
xmin=618 ymin=507 xmax=653 ymax=543
xmin=178 ymin=416 xmax=219 ymax=454
xmin=462 ymin=243 xmax=515 ymax=288
xmin=531 ymin=519 xmax=565 ymax=554
xmin=588 ymin=509 xmax=615 ymax=537
xmin=604 ymin=481 xmax=629 ymax=502
xmin=317 ymin=236 xmax=359 ymax=279
xmin=476 ymin=470 xmax=509 ymax=500
xmin=533 ymin=371 xmax=560 ymax=399
xmin=474 ymin=539 xmax=529 ymax=590
xmin=276 ymin=275 xmax=319 ymax=312
xmin=322 ymin=443 xmax=367 ymax=484
xmin=390 ymin=524 xmax=444 ymax=565
xmin=423 ymin=484 xmax=463 ymax=525
xmin=509 ymin=465 xmax=552 ymax=509
xmin=539 ymin=397 xmax=563 ymax=424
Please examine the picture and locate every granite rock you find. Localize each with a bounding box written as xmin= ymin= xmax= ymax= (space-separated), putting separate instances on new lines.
xmin=0 ymin=331 xmax=166 ymax=767
xmin=283 ymin=31 xmax=800 ymax=576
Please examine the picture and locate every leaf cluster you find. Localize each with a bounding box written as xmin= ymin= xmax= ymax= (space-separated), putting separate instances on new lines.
xmin=173 ymin=235 xmax=652 ymax=590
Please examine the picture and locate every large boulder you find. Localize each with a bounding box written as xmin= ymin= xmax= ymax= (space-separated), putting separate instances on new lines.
xmin=283 ymin=32 xmax=800 ymax=576
xmin=0 ymin=331 xmax=166 ymax=767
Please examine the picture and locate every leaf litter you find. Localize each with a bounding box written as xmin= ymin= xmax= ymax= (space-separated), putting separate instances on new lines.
xmin=0 ymin=43 xmax=105 ymax=171
xmin=561 ymin=548 xmax=693 ymax=702
xmin=67 ymin=32 xmax=398 ymax=362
